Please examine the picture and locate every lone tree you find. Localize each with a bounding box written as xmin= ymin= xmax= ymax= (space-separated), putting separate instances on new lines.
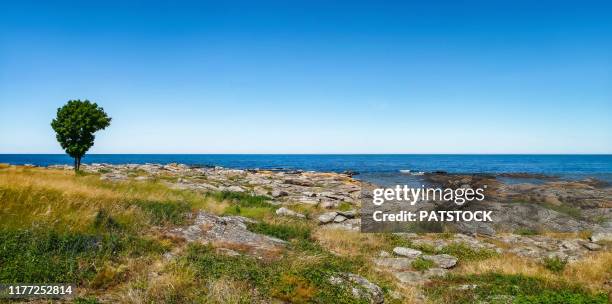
xmin=51 ymin=100 xmax=111 ymax=172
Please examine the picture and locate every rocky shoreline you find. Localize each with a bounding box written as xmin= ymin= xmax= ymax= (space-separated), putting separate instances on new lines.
xmin=47 ymin=162 xmax=611 ymax=237
xmin=41 ymin=162 xmax=611 ymax=298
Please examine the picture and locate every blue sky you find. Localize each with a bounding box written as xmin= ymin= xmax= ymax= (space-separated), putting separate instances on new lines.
xmin=1 ymin=0 xmax=611 ymax=154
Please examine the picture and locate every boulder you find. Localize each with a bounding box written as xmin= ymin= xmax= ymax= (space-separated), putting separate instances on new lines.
xmin=590 ymin=232 xmax=612 ymax=243
xmin=422 ymin=254 xmax=458 ymax=269
xmin=334 ymin=215 xmax=347 ymax=223
xmin=275 ymin=207 xmax=306 ymax=219
xmin=271 ymin=190 xmax=289 ymax=198
xmin=318 ymin=212 xmax=338 ymax=224
xmin=328 ymin=273 xmax=384 ymax=304
xmin=393 ymin=247 xmax=422 ymax=258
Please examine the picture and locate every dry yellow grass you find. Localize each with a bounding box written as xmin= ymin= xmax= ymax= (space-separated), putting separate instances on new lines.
xmin=0 ymin=166 xmax=219 ymax=232
xmin=456 ymin=251 xmax=612 ymax=292
xmin=313 ymin=226 xmax=389 ymax=256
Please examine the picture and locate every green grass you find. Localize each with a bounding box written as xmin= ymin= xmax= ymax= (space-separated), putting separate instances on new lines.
xmin=181 ymin=243 xmax=369 ymax=303
xmin=246 ymin=221 xmax=312 ymax=241
xmin=208 ymin=191 xmax=272 ymax=208
xmin=425 ymin=273 xmax=608 ymax=304
xmin=543 ymin=203 xmax=583 ymax=219
xmin=515 ymin=227 xmax=540 ymax=236
xmin=411 ymin=257 xmax=435 ymax=271
xmin=0 ymin=229 xmax=165 ymax=283
xmin=133 ymin=200 xmax=191 ymax=226
xmin=381 ymin=234 xmax=497 ymax=262
xmin=212 ymin=191 xmax=276 ymax=219
xmin=438 ymin=243 xmax=498 ymax=261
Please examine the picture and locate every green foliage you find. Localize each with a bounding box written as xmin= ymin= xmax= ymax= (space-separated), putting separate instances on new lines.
xmin=515 ymin=227 xmax=539 ymax=236
xmin=51 ymin=99 xmax=111 ymax=171
xmin=543 ymin=256 xmax=568 ymax=273
xmin=411 ymin=257 xmax=434 ymax=271
xmin=134 ymin=200 xmax=191 ymax=226
xmin=0 ymin=229 xmax=164 ymax=283
xmin=246 ymin=221 xmax=311 ymax=241
xmin=425 ymin=273 xmax=607 ymax=304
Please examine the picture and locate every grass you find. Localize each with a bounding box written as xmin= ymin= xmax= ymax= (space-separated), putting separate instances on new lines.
xmin=455 ymin=252 xmax=612 ymax=292
xmin=411 ymin=257 xmax=435 ymax=271
xmin=1 ymin=166 xmax=609 ymax=303
xmin=425 ymin=273 xmax=608 ymax=304
xmin=0 ymin=229 xmax=165 ymax=283
xmin=542 ymin=203 xmax=583 ymax=219
xmin=179 ymin=243 xmax=370 ymax=303
xmin=132 ymin=200 xmax=191 ymax=225
xmin=515 ymin=227 xmax=540 ymax=235
xmin=246 ymin=221 xmax=312 ymax=241
xmin=543 ymin=256 xmax=568 ymax=273
xmin=209 ymin=190 xmax=276 ymax=220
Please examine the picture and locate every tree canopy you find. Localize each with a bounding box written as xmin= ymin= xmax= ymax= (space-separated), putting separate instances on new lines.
xmin=51 ymin=99 xmax=111 ymax=171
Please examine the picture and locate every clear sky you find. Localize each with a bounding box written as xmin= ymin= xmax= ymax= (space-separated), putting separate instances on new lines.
xmin=1 ymin=0 xmax=611 ymax=154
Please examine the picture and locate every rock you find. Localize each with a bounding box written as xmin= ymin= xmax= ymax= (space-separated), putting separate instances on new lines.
xmin=225 ymin=185 xmax=245 ymax=192
xmin=319 ymin=200 xmax=339 ymax=209
xmin=271 ymin=190 xmax=289 ymax=198
xmin=326 ymin=218 xmax=361 ymax=231
xmin=168 ymin=212 xmax=286 ymax=258
xmin=318 ymin=212 xmax=338 ymax=224
xmin=393 ymin=247 xmax=422 ymax=258
xmin=329 ymin=273 xmax=383 ymax=304
xmin=393 ymin=268 xmax=447 ymax=285
xmin=275 ymin=207 xmax=306 ymax=219
xmin=345 ymin=273 xmax=384 ymax=304
xmin=422 ymin=254 xmax=458 ymax=269
xmin=283 ymin=178 xmax=314 ymax=187
xmin=378 ymin=251 xmax=390 ymax=257
xmin=337 ymin=210 xmax=358 ymax=218
xmin=590 ymin=232 xmax=612 ymax=243
xmin=373 ymin=258 xmax=415 ymax=271
xmin=583 ymin=242 xmax=602 ymax=251
xmin=334 ymin=215 xmax=347 ymax=222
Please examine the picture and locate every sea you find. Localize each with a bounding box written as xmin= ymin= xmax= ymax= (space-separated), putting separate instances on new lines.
xmin=1 ymin=154 xmax=611 ymax=187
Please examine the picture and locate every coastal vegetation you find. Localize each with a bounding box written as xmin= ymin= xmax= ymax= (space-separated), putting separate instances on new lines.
xmin=0 ymin=165 xmax=609 ymax=303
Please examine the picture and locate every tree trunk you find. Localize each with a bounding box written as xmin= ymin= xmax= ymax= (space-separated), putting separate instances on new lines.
xmin=77 ymin=156 xmax=81 ymax=172
xmin=74 ymin=157 xmax=78 ymax=172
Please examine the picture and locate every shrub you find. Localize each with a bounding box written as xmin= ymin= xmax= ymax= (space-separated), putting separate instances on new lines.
xmin=543 ymin=256 xmax=568 ymax=273
xmin=515 ymin=227 xmax=539 ymax=236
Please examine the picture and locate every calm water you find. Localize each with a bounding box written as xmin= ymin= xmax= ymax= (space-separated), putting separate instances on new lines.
xmin=1 ymin=154 xmax=611 ymax=186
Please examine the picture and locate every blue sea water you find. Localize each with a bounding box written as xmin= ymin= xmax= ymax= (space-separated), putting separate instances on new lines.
xmin=1 ymin=154 xmax=611 ymax=186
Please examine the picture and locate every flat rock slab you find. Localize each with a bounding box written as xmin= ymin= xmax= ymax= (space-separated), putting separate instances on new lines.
xmin=169 ymin=211 xmax=286 ymax=258
xmin=393 ymin=247 xmax=422 ymax=258
xmin=373 ymin=257 xmax=415 ymax=271
xmin=422 ymin=254 xmax=458 ymax=269
xmin=393 ymin=268 xmax=448 ymax=285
